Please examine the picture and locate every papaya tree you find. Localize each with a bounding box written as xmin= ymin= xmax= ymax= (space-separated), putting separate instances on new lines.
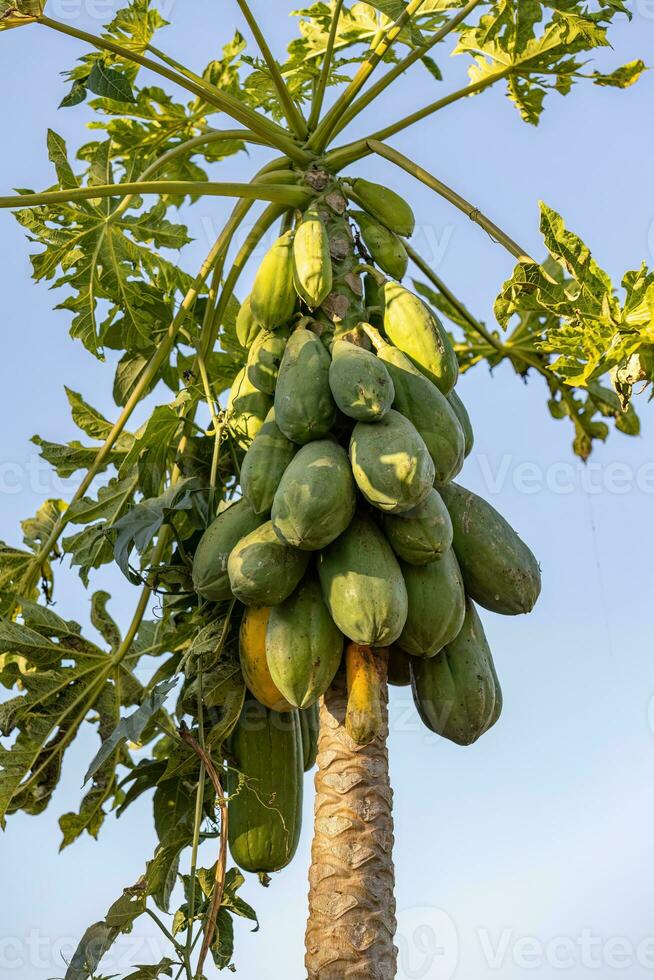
xmin=0 ymin=1 xmax=650 ymax=977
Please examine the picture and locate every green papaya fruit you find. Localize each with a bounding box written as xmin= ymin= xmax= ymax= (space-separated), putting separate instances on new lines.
xmin=383 ymin=488 xmax=453 ymax=565
xmin=347 ymin=178 xmax=415 ymax=237
xmin=317 ymin=514 xmax=408 ymax=646
xmin=192 ymin=500 xmax=266 ymax=601
xmin=377 ymin=343 xmax=464 ymax=485
xmin=387 ymin=644 xmax=411 ymax=687
xmin=274 ymin=328 xmax=337 ymax=444
xmin=250 ymin=230 xmax=297 ymax=330
xmin=483 ymin=647 xmax=503 ymax=734
xmin=447 ymin=388 xmax=474 ymax=458
xmin=440 ymin=482 xmax=541 ymax=616
xmin=410 ymin=600 xmax=500 ymax=745
xmin=293 ymin=208 xmax=333 ymax=308
xmin=382 ymin=283 xmax=459 ymax=394
xmin=227 ymin=521 xmax=310 ymax=606
xmin=246 ymin=328 xmax=288 ymax=395
xmin=236 ymin=295 xmax=262 ymax=349
xmin=228 ymin=698 xmax=303 ymax=872
xmin=349 ymin=409 xmax=435 ymax=513
xmin=352 ymin=210 xmax=408 ymax=280
xmin=241 ymin=409 xmax=296 ymax=516
xmin=299 ymin=702 xmax=320 ymax=771
xmin=266 ymin=577 xmax=343 ymax=709
xmin=271 ymin=439 xmax=356 ymax=550
xmin=398 ymin=549 xmax=466 ymax=658
xmin=328 ymin=339 xmax=395 ymax=422
xmin=227 ymin=367 xmax=272 ymax=449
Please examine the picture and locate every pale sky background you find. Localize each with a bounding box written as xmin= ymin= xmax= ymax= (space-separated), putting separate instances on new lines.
xmin=1 ymin=3 xmax=654 ymax=978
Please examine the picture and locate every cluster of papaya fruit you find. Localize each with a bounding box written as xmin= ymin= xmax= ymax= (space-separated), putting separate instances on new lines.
xmin=192 ymin=174 xmax=542 ymax=874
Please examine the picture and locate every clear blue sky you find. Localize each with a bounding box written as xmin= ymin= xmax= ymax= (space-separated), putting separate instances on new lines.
xmin=1 ymin=3 xmax=653 ymax=978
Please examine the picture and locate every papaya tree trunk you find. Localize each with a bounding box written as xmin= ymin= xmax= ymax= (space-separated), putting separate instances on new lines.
xmin=305 ymin=664 xmax=397 ymax=978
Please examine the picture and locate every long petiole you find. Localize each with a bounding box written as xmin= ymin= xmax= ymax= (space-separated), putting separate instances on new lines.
xmin=38 ymin=15 xmax=311 ymax=164
xmin=308 ymin=0 xmax=345 ymax=130
xmin=0 ymin=180 xmax=311 ymax=211
xmin=309 ymin=0 xmax=428 ymax=151
xmin=234 ymin=0 xmax=308 ymax=139
xmin=328 ymin=0 xmax=484 ymax=141
xmin=368 ymin=139 xmax=532 ymax=262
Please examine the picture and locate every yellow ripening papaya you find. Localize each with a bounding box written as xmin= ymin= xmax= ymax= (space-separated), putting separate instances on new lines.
xmin=382 ymin=283 xmax=459 ymax=394
xmin=239 ymin=605 xmax=294 ymax=712
xmin=250 ymin=230 xmax=297 ymax=330
xmin=345 ymin=643 xmax=387 ymax=745
xmin=347 ymin=178 xmax=415 ymax=237
xmin=293 ymin=208 xmax=333 ymax=308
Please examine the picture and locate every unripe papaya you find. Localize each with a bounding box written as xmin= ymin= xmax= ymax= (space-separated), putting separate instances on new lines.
xmin=246 ymin=328 xmax=288 ymax=395
xmin=382 ymin=283 xmax=458 ymax=394
xmin=329 ymin=339 xmax=395 ymax=422
xmin=378 ymin=343 xmax=464 ymax=485
xmin=347 ymin=178 xmax=415 ymax=237
xmin=236 ymin=295 xmax=261 ymax=349
xmin=271 ymin=439 xmax=356 ymax=550
xmin=383 ymin=488 xmax=453 ymax=565
xmin=387 ymin=645 xmax=411 ymax=687
xmin=274 ymin=327 xmax=337 ymax=444
xmin=293 ymin=208 xmax=333 ymax=308
xmin=345 ymin=643 xmax=386 ymax=745
xmin=240 ymin=409 xmax=296 ymax=516
xmin=299 ymin=702 xmax=320 ymax=771
xmin=447 ymin=388 xmax=474 ymax=458
xmin=318 ymin=514 xmax=408 ymax=646
xmin=227 ymin=521 xmax=310 ymax=607
xmin=266 ymin=577 xmax=343 ymax=709
xmin=440 ymin=482 xmax=541 ymax=616
xmin=398 ymin=549 xmax=466 ymax=658
xmin=192 ymin=500 xmax=265 ymax=601
xmin=239 ymin=605 xmax=293 ymax=712
xmin=350 ymin=409 xmax=435 ymax=514
xmin=410 ymin=600 xmax=500 ymax=745
xmin=352 ymin=210 xmax=408 ymax=280
xmin=228 ymin=698 xmax=303 ymax=872
xmin=227 ymin=367 xmax=272 ymax=449
xmin=250 ymin=230 xmax=297 ymax=330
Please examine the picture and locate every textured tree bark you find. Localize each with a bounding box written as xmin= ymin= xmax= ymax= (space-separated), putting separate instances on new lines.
xmin=305 ymin=663 xmax=397 ymax=979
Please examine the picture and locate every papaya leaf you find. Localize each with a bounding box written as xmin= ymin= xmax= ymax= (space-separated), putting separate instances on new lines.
xmin=83 ymin=677 xmax=177 ymax=785
xmin=454 ymin=1 xmax=636 ymax=124
xmin=64 ymin=884 xmax=148 ymax=980
xmin=111 ymin=478 xmax=203 ymax=583
xmin=123 ymin=960 xmax=175 ymax=980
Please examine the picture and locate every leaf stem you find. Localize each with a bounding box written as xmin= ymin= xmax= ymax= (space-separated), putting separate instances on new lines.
xmin=234 ymin=0 xmax=308 ymax=139
xmin=309 ymin=0 xmax=429 ymax=151
xmin=37 ymin=15 xmax=311 ymax=164
xmin=308 ymin=0 xmax=345 ymax=130
xmin=368 ymin=139 xmax=532 ymax=261
xmin=0 ymin=181 xmax=311 ymax=211
xmin=328 ymin=0 xmax=483 ymax=140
